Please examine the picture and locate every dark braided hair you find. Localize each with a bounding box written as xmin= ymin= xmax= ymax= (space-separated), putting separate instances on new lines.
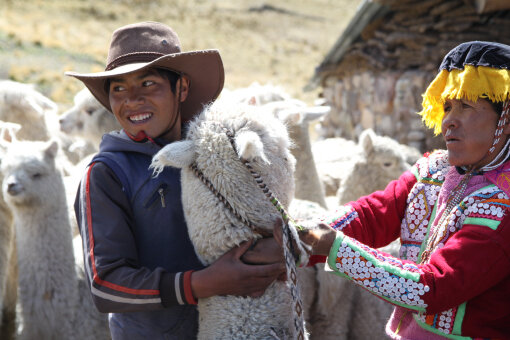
xmin=489 ymin=100 xmax=504 ymax=116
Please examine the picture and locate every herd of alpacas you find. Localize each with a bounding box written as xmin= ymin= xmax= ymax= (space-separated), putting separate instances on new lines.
xmin=0 ymin=79 xmax=423 ymax=339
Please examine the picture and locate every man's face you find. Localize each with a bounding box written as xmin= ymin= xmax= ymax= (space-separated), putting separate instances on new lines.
xmin=108 ymin=68 xmax=182 ymax=141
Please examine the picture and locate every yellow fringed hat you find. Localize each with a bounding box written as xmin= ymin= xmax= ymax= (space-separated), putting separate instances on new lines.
xmin=418 ymin=41 xmax=510 ymax=135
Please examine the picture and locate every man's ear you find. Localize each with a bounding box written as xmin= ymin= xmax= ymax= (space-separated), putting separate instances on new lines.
xmin=178 ymin=76 xmax=190 ymax=102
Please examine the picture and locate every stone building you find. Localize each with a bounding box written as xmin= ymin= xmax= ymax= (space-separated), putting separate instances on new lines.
xmin=308 ymin=0 xmax=510 ymax=153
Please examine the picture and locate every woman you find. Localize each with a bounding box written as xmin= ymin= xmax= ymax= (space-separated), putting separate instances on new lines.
xmin=300 ymin=41 xmax=510 ymax=338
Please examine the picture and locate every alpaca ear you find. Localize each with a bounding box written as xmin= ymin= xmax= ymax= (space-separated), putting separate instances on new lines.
xmin=360 ymin=129 xmax=376 ymax=156
xmin=26 ymin=92 xmax=58 ymax=115
xmin=150 ymin=140 xmax=196 ymax=176
xmin=274 ymin=107 xmax=302 ymax=126
xmin=275 ymin=105 xmax=330 ymax=126
xmin=302 ymin=105 xmax=330 ymax=123
xmin=44 ymin=140 xmax=59 ymax=159
xmin=0 ymin=121 xmax=21 ymax=143
xmin=235 ymin=130 xmax=269 ymax=164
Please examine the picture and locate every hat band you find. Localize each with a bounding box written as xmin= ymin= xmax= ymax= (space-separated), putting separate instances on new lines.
xmin=105 ymin=52 xmax=165 ymax=71
xmin=418 ymin=65 xmax=510 ymax=135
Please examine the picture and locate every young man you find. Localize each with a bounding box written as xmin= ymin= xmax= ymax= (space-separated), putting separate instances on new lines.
xmin=67 ymin=22 xmax=285 ymax=339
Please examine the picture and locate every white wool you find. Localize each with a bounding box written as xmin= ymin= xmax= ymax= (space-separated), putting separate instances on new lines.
xmin=152 ymin=101 xmax=306 ymax=339
xmin=0 ymin=139 xmax=109 ymax=340
xmin=335 ymin=128 xmax=421 ymax=205
xmin=0 ymin=80 xmax=58 ymax=142
xmin=196 ymin=83 xmax=411 ymax=338
xmin=235 ymin=130 xmax=269 ymax=164
xmin=59 ymin=87 xmax=120 ymax=146
xmin=0 ymin=121 xmax=21 ymax=337
xmin=150 ymin=140 xmax=196 ymax=176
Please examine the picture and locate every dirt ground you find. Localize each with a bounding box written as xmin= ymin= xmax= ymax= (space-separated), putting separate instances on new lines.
xmin=0 ymin=0 xmax=362 ymax=108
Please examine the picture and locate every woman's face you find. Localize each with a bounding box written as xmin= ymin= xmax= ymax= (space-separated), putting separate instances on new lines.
xmin=441 ymin=98 xmax=507 ymax=168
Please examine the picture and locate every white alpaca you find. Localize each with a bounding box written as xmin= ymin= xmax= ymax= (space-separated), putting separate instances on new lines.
xmin=335 ymin=128 xmax=421 ymax=205
xmin=267 ymin=102 xmax=330 ymax=209
xmin=151 ymin=101 xmax=308 ymax=339
xmin=219 ymin=83 xmax=417 ymax=338
xmin=0 ymin=121 xmax=21 ymax=340
xmin=219 ymin=83 xmax=330 ymax=208
xmin=0 ymin=80 xmax=58 ymax=142
xmin=286 ymin=126 xmax=405 ymax=338
xmin=59 ymin=88 xmax=120 ymax=149
xmin=217 ymin=84 xmax=402 ymax=338
xmin=0 ymin=139 xmax=109 ymax=340
xmin=311 ymin=129 xmax=421 ymax=205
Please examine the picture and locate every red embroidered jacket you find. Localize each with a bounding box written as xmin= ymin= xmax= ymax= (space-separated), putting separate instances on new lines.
xmin=322 ymin=150 xmax=510 ymax=339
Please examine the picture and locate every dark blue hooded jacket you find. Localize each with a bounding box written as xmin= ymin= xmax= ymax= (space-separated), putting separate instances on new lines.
xmin=75 ymin=130 xmax=204 ymax=340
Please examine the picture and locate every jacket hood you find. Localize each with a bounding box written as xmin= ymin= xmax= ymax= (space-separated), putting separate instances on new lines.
xmin=98 ymin=130 xmax=168 ymax=156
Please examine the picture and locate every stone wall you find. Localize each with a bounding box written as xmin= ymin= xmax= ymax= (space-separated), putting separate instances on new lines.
xmin=318 ymin=70 xmax=445 ymax=153
xmin=314 ymin=0 xmax=510 ymax=153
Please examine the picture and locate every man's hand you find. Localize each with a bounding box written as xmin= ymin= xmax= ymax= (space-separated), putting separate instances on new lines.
xmin=241 ymin=237 xmax=284 ymax=265
xmin=241 ymin=219 xmax=285 ymax=265
xmin=191 ymin=240 xmax=286 ymax=299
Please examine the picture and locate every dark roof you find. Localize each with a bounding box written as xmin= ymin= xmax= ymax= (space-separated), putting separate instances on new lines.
xmin=307 ymin=0 xmax=510 ymax=90
xmin=306 ymin=0 xmax=390 ymax=90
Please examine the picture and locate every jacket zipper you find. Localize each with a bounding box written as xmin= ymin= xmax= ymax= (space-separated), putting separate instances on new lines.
xmin=144 ymin=183 xmax=169 ymax=209
xmin=158 ymin=188 xmax=166 ymax=208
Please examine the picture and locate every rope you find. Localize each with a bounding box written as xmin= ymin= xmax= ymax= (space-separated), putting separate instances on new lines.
xmin=190 ymin=163 xmax=272 ymax=237
xmin=189 ymin=126 xmax=307 ymax=339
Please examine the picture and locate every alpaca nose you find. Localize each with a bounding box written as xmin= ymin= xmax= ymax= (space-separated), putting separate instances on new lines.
xmin=6 ymin=179 xmax=22 ymax=196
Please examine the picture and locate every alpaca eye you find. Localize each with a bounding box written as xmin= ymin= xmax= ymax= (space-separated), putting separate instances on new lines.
xmin=32 ymin=173 xmax=42 ymax=179
xmin=383 ymin=162 xmax=393 ymax=167
xmin=85 ymin=109 xmax=94 ymax=115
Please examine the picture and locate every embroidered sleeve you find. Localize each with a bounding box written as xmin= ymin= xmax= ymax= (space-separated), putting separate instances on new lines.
xmin=325 ymin=205 xmax=358 ymax=231
xmin=327 ymin=232 xmax=429 ymax=312
xmin=327 ymin=215 xmax=510 ymax=315
xmin=321 ymin=170 xmax=417 ymax=249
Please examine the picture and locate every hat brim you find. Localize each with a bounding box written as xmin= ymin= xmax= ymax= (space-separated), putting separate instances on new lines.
xmin=66 ymin=49 xmax=224 ymax=122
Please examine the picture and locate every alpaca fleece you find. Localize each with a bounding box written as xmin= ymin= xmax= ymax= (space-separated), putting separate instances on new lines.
xmin=151 ymin=101 xmax=307 ymax=339
xmin=1 ymin=139 xmax=109 ymax=340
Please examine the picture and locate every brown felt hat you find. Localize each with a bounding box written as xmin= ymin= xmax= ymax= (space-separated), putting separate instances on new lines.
xmin=66 ymin=21 xmax=224 ymax=122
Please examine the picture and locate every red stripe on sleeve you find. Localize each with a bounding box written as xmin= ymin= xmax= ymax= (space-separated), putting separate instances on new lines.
xmin=85 ymin=162 xmax=159 ymax=296
xmin=183 ymin=270 xmax=197 ymax=305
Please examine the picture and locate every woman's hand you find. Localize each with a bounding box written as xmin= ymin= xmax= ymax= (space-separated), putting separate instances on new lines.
xmin=298 ymin=222 xmax=337 ymax=256
xmin=191 ymin=240 xmax=286 ymax=299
